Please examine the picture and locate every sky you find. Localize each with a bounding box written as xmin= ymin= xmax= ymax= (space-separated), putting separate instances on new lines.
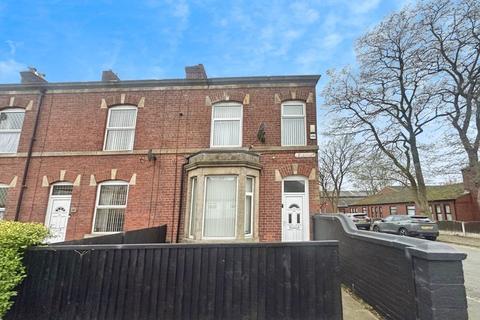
xmin=0 ymin=0 xmax=411 ymax=83
xmin=4 ymin=0 xmax=458 ymax=187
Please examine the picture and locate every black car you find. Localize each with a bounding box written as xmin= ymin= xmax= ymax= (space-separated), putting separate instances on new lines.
xmin=372 ymin=215 xmax=439 ymax=240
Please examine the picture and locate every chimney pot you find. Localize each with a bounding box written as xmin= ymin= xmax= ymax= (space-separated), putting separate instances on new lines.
xmin=20 ymin=67 xmax=47 ymax=84
xmin=185 ymin=64 xmax=207 ymax=80
xmin=102 ymin=70 xmax=120 ymax=81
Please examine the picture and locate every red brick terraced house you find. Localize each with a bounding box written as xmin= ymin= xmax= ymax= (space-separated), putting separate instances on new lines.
xmin=0 ymin=65 xmax=321 ymax=243
xmin=349 ymin=183 xmax=480 ymax=222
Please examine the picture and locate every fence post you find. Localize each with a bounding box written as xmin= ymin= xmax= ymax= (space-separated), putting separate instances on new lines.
xmin=461 ymin=221 xmax=465 ymax=236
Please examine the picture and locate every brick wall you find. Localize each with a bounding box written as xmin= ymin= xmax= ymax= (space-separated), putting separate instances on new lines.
xmin=0 ymin=82 xmax=320 ymax=242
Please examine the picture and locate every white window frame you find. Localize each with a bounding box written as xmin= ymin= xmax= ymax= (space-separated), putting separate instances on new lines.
xmin=92 ymin=180 xmax=129 ymax=234
xmin=407 ymin=205 xmax=416 ymax=216
xmin=0 ymin=108 xmax=26 ymax=154
xmin=0 ymin=184 xmax=8 ymax=220
xmin=202 ymin=175 xmax=238 ymax=240
xmin=188 ymin=177 xmax=197 ymax=238
xmin=281 ymin=101 xmax=306 ymax=146
xmin=103 ymin=105 xmax=138 ymax=151
xmin=244 ymin=176 xmax=254 ymax=237
xmin=210 ymin=102 xmax=243 ymax=148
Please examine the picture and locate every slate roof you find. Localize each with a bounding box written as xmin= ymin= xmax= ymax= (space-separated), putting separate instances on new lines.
xmin=353 ymin=183 xmax=469 ymax=206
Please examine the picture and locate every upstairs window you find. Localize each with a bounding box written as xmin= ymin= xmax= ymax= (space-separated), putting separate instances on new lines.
xmin=104 ymin=106 xmax=137 ymax=151
xmin=93 ymin=181 xmax=129 ymax=233
xmin=0 ymin=185 xmax=7 ymax=220
xmin=211 ymin=103 xmax=242 ymax=147
xmin=281 ymin=102 xmax=306 ymax=146
xmin=0 ymin=108 xmax=25 ymax=153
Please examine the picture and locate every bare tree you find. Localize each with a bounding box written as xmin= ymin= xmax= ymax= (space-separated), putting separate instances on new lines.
xmin=318 ymin=135 xmax=361 ymax=213
xmin=421 ymin=0 xmax=480 ymax=201
xmin=323 ymin=9 xmax=445 ymax=217
xmin=351 ymin=149 xmax=409 ymax=195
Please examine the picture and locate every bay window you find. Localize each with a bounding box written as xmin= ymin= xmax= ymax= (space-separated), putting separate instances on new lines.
xmin=211 ymin=103 xmax=242 ymax=147
xmin=203 ymin=176 xmax=237 ymax=238
xmin=104 ymin=105 xmax=137 ymax=151
xmin=0 ymin=108 xmax=25 ymax=153
xmin=185 ymin=151 xmax=260 ymax=241
xmin=188 ymin=177 xmax=197 ymax=238
xmin=245 ymin=177 xmax=254 ymax=236
xmin=93 ymin=181 xmax=129 ymax=233
xmin=0 ymin=185 xmax=7 ymax=220
xmin=281 ymin=102 xmax=306 ymax=146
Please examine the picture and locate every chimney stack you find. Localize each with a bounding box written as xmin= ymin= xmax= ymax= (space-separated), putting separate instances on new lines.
xmin=102 ymin=70 xmax=120 ymax=81
xmin=20 ymin=67 xmax=47 ymax=84
xmin=185 ymin=64 xmax=207 ymax=80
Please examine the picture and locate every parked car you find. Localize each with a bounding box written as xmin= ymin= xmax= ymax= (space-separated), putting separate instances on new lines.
xmin=345 ymin=213 xmax=371 ymax=230
xmin=372 ymin=215 xmax=439 ymax=240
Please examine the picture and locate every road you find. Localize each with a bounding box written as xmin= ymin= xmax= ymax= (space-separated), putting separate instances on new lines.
xmin=447 ymin=243 xmax=480 ymax=319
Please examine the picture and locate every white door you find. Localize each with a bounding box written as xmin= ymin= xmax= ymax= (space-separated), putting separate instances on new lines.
xmin=45 ymin=184 xmax=73 ymax=243
xmin=282 ymin=177 xmax=309 ymax=241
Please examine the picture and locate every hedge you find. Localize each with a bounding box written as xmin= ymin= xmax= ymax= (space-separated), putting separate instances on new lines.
xmin=0 ymin=221 xmax=48 ymax=317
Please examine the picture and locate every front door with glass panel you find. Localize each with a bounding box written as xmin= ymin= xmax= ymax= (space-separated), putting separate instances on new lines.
xmin=282 ymin=177 xmax=309 ymax=241
xmin=45 ymin=184 xmax=73 ymax=243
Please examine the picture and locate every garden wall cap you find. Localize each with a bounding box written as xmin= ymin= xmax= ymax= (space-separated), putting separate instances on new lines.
xmin=313 ymin=214 xmax=466 ymax=261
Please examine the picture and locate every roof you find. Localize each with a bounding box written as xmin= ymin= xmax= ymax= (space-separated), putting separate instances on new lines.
xmin=353 ymin=183 xmax=469 ymax=206
xmin=319 ymin=190 xmax=369 ymax=208
xmin=0 ymin=75 xmax=321 ymax=92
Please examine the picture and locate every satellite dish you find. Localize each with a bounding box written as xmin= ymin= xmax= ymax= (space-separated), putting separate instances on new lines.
xmin=257 ymin=122 xmax=266 ymax=143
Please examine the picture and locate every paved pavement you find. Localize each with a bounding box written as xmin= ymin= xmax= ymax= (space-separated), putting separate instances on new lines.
xmin=342 ymin=288 xmax=380 ymax=320
xmin=444 ymin=243 xmax=480 ymax=319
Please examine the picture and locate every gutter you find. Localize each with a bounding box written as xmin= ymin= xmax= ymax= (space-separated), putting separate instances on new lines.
xmin=14 ymin=88 xmax=46 ymax=221
xmin=0 ymin=74 xmax=321 ymax=92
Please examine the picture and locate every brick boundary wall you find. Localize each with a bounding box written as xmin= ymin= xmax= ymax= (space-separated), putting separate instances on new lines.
xmin=313 ymin=214 xmax=468 ymax=320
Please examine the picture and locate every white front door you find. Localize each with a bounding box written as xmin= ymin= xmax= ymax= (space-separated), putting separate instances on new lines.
xmin=45 ymin=197 xmax=71 ymax=243
xmin=282 ymin=195 xmax=306 ymax=241
xmin=282 ymin=176 xmax=309 ymax=242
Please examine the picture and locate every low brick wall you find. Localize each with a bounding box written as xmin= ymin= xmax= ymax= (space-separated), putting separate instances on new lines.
xmin=313 ymin=214 xmax=468 ymax=320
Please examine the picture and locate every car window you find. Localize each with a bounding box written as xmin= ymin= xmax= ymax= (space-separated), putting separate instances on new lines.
xmin=384 ymin=216 xmax=394 ymax=222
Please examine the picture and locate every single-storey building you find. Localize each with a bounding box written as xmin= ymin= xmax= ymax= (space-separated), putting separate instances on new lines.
xmin=349 ymin=183 xmax=480 ymax=221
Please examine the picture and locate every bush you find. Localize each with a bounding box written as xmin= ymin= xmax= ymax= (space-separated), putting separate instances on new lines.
xmin=0 ymin=221 xmax=48 ymax=317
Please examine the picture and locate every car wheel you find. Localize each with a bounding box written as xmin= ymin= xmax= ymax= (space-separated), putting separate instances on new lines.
xmin=372 ymin=225 xmax=380 ymax=232
xmin=425 ymin=236 xmax=437 ymax=241
xmin=398 ymin=228 xmax=408 ymax=236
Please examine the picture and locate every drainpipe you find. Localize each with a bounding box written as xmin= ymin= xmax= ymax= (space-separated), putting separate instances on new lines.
xmin=175 ymin=160 xmax=187 ymax=243
xmin=14 ymin=88 xmax=46 ymax=221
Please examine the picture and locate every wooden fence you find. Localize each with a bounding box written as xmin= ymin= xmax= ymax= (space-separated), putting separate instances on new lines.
xmin=8 ymin=241 xmax=341 ymax=320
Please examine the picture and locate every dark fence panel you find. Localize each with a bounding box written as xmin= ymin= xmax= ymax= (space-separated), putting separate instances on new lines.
xmin=437 ymin=220 xmax=480 ymax=234
xmin=8 ymin=241 xmax=341 ymax=320
xmin=55 ymin=225 xmax=167 ymax=245
xmin=464 ymin=221 xmax=480 ymax=234
xmin=437 ymin=221 xmax=463 ymax=233
xmin=313 ymin=214 xmax=468 ymax=320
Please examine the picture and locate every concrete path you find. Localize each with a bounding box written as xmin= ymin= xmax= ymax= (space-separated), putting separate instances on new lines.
xmin=342 ymin=288 xmax=380 ymax=320
xmin=443 ymin=242 xmax=480 ymax=320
